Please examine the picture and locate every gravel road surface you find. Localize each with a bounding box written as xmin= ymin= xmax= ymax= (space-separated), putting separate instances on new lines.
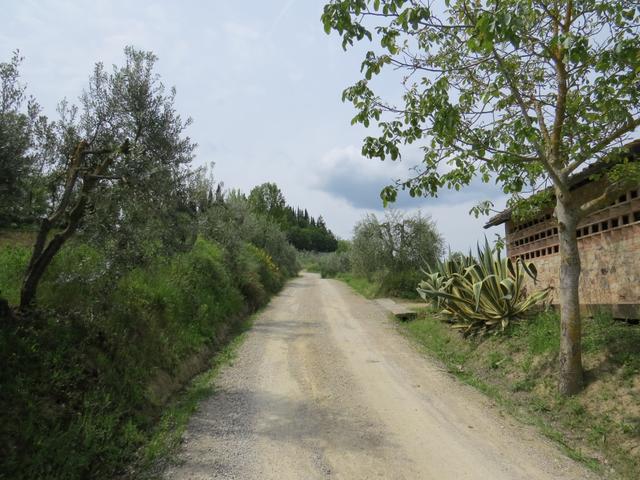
xmin=163 ymin=272 xmax=597 ymax=480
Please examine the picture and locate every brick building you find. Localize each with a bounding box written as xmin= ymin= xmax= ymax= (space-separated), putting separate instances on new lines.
xmin=484 ymin=143 xmax=640 ymax=318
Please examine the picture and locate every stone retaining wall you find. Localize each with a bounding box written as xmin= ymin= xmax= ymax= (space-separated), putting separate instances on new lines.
xmin=506 ymin=189 xmax=640 ymax=318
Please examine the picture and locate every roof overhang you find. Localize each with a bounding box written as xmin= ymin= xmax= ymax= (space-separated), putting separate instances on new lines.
xmin=483 ymin=140 xmax=640 ymax=229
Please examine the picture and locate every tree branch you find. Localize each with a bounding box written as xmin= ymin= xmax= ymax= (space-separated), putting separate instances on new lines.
xmin=491 ymin=48 xmax=565 ymax=191
xmin=549 ymin=1 xmax=572 ymax=166
xmin=564 ymin=118 xmax=640 ymax=175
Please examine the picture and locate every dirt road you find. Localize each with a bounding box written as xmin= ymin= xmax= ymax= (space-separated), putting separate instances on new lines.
xmin=164 ymin=273 xmax=596 ymax=479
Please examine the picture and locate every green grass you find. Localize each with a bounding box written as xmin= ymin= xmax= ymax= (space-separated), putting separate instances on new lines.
xmin=396 ymin=309 xmax=640 ymax=479
xmin=336 ymin=273 xmax=380 ymax=299
xmin=401 ymin=307 xmax=473 ymax=368
xmin=0 ymin=245 xmax=30 ymax=304
xmin=296 ymin=250 xmax=324 ymax=273
xmin=335 ymin=272 xmax=422 ymax=299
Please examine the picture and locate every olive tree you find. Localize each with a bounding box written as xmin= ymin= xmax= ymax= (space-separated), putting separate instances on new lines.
xmin=248 ymin=182 xmax=287 ymax=223
xmin=322 ymin=0 xmax=640 ymax=394
xmin=352 ymin=210 xmax=444 ymax=280
xmin=351 ymin=214 xmax=387 ymax=279
xmin=0 ymin=52 xmax=52 ymax=226
xmin=19 ymin=47 xmax=195 ymax=309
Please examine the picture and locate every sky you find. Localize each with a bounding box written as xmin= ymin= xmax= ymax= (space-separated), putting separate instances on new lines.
xmin=1 ymin=0 xmax=507 ymax=252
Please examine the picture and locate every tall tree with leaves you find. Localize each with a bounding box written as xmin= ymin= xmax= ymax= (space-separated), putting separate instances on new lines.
xmin=248 ymin=182 xmax=287 ymax=222
xmin=351 ymin=210 xmax=443 ymax=279
xmin=322 ymin=0 xmax=640 ymax=394
xmin=19 ymin=47 xmax=195 ymax=309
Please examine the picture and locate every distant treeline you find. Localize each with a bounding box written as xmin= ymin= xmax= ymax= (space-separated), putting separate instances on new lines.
xmin=246 ymin=182 xmax=338 ymax=252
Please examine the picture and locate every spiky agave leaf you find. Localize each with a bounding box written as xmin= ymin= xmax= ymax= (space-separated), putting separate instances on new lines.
xmin=418 ymin=238 xmax=549 ymax=335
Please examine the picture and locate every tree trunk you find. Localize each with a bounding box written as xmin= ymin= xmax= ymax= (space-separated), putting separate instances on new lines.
xmin=19 ymin=228 xmax=74 ymax=309
xmin=19 ymin=217 xmax=52 ymax=310
xmin=18 ymin=140 xmax=120 ymax=311
xmin=556 ymin=199 xmax=583 ymax=395
xmin=19 ymin=187 xmax=90 ymax=310
xmin=20 ymin=216 xmax=84 ymax=310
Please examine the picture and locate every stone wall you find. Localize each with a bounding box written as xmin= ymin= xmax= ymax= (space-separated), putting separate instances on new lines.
xmin=504 ymin=187 xmax=640 ymax=317
xmin=526 ymin=223 xmax=640 ymax=313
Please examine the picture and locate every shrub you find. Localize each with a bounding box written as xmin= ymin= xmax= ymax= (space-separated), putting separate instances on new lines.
xmin=234 ymin=245 xmax=268 ymax=309
xmin=1 ymin=242 xmax=126 ymax=313
xmin=250 ymin=216 xmax=299 ymax=278
xmin=350 ymin=213 xmax=387 ymax=280
xmin=36 ymin=243 xmax=112 ymax=314
xmin=245 ymin=244 xmax=284 ymax=294
xmin=111 ymin=238 xmax=245 ymax=367
xmin=0 ymin=238 xmax=252 ymax=480
xmin=318 ymin=251 xmax=351 ymax=278
xmin=296 ymin=250 xmax=323 ymax=272
xmin=200 ymin=193 xmax=299 ymax=279
xmin=350 ymin=210 xmax=443 ymax=296
xmin=379 ymin=269 xmax=423 ymax=298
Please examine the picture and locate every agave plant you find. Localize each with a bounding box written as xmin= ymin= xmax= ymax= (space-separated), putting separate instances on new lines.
xmin=420 ymin=252 xmax=475 ymax=311
xmin=418 ymin=238 xmax=549 ymax=335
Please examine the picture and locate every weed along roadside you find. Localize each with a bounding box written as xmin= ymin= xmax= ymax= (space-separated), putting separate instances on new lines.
xmin=404 ymin=309 xmax=640 ymax=479
xmin=0 ymin=234 xmax=296 ymax=480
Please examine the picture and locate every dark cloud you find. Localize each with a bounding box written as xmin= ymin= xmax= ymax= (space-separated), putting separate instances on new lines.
xmin=316 ymin=146 xmax=503 ymax=210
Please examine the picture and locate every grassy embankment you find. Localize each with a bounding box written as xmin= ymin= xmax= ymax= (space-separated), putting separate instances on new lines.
xmin=331 ymin=272 xmax=420 ymax=299
xmin=128 ymin=314 xmax=253 ymax=478
xmin=336 ymin=272 xmax=640 ymax=479
xmin=0 ymin=230 xmax=287 ymax=480
xmin=403 ymin=308 xmax=640 ymax=479
xmin=333 ymin=273 xmax=380 ymax=299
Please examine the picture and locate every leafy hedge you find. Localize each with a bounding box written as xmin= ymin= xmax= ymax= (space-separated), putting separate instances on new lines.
xmin=0 ymin=237 xmax=290 ymax=480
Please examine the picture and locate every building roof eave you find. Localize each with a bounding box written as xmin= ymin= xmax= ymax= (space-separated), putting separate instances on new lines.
xmin=483 ymin=140 xmax=640 ymax=229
